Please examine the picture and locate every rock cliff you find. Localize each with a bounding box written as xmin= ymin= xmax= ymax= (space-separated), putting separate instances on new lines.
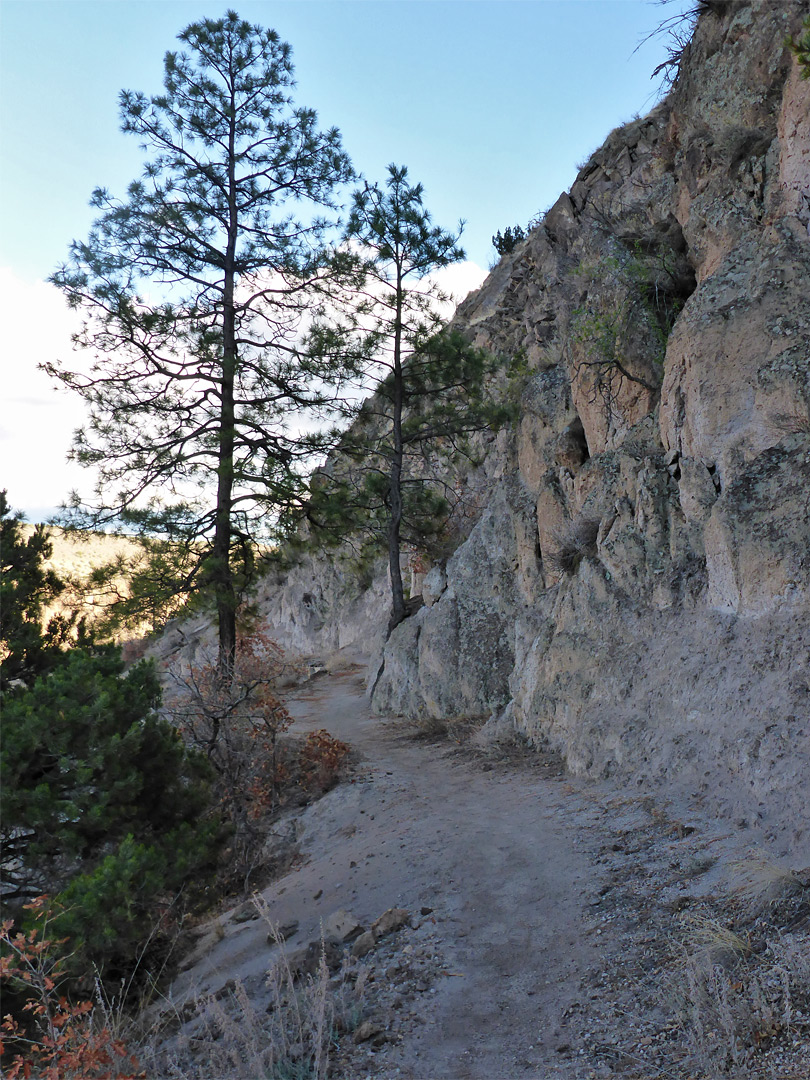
xmin=258 ymin=1 xmax=810 ymax=854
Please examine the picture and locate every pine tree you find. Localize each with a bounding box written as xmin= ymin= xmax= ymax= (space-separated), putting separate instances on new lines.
xmin=47 ymin=12 xmax=356 ymax=682
xmin=1 ymin=646 xmax=219 ymax=985
xmin=307 ymin=165 xmax=510 ymax=634
xmin=1 ymin=495 xmax=219 ymax=988
xmin=0 ymin=491 xmax=71 ymax=691
xmin=1 ymin=647 xmax=216 ymax=904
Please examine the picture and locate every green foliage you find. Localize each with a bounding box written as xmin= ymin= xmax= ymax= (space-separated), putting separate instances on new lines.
xmin=787 ymin=14 xmax=810 ymax=78
xmin=492 ymin=224 xmax=526 ymax=256
xmin=570 ymin=241 xmax=691 ymax=413
xmin=0 ymin=492 xmax=73 ymax=691
xmin=307 ymin=166 xmax=511 ymax=630
xmin=1 ymin=646 xmax=219 ymax=986
xmin=46 ymin=11 xmax=358 ymax=677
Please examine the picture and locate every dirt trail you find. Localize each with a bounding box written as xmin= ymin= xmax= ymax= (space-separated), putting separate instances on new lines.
xmin=285 ymin=669 xmax=600 ymax=1078
xmin=167 ymin=668 xmax=798 ymax=1079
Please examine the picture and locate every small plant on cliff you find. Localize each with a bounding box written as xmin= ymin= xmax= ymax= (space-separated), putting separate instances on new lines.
xmin=769 ymin=408 xmax=810 ymax=436
xmin=492 ymin=224 xmax=526 ymax=256
xmin=569 ymin=242 xmax=690 ymax=417
xmin=546 ymin=515 xmax=601 ymax=576
xmin=787 ymin=14 xmax=810 ymax=78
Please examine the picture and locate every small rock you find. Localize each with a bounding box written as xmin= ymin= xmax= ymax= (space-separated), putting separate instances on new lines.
xmin=266 ymin=919 xmax=299 ymax=944
xmin=372 ymin=907 xmax=411 ymax=940
xmin=231 ymin=902 xmax=258 ymax=923
xmin=352 ymin=931 xmax=376 ymax=958
xmin=313 ymin=889 xmax=323 ymax=900
xmin=286 ymin=937 xmax=343 ymax=977
xmin=353 ymin=1020 xmax=383 ymax=1045
xmin=178 ymin=923 xmax=225 ymax=971
xmin=322 ymin=909 xmax=364 ymax=943
xmin=420 ymin=906 xmax=434 ymax=916
xmin=213 ymin=979 xmax=236 ymax=1000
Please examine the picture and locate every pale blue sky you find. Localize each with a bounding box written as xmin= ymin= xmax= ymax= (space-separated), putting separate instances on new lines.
xmin=1 ymin=0 xmax=690 ymax=275
xmin=0 ymin=0 xmax=691 ymax=518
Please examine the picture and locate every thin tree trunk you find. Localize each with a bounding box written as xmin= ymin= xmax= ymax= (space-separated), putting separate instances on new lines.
xmin=387 ymin=268 xmax=406 ymax=638
xmin=214 ymin=74 xmax=239 ymax=686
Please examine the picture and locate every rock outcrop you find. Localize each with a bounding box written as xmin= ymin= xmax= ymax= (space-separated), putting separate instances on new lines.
xmin=262 ymin=2 xmax=810 ymax=854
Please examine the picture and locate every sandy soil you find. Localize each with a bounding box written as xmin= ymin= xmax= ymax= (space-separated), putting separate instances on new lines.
xmin=162 ymin=668 xmax=810 ymax=1080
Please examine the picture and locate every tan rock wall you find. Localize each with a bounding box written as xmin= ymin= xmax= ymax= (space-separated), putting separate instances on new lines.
xmin=371 ymin=1 xmax=810 ymax=849
xmin=260 ymin=2 xmax=810 ymax=852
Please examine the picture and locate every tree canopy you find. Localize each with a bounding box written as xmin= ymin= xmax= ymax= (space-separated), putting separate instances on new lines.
xmin=47 ymin=11 xmax=357 ymax=679
xmin=0 ymin=491 xmax=73 ymax=691
xmin=307 ymin=165 xmax=509 ymax=633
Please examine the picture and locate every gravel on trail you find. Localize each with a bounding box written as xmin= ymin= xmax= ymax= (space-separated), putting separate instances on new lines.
xmin=165 ymin=667 xmax=810 ymax=1080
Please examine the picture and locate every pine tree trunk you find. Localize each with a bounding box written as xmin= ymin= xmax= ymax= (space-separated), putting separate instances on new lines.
xmin=214 ymin=87 xmax=239 ymax=686
xmin=387 ymin=271 xmax=406 ymax=638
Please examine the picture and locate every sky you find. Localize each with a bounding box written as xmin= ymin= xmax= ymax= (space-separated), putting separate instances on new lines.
xmin=0 ymin=0 xmax=692 ymax=522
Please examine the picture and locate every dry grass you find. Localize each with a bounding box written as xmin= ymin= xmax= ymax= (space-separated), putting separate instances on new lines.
xmin=667 ymin=872 xmax=810 ymax=1077
xmin=678 ymin=913 xmax=752 ymax=968
xmin=728 ymin=854 xmax=809 ymax=925
xmin=138 ymin=896 xmax=367 ymax=1080
xmin=407 ymin=712 xmax=485 ymax=745
xmin=546 ymin=514 xmax=601 ymax=575
xmin=677 ymin=952 xmax=789 ymax=1077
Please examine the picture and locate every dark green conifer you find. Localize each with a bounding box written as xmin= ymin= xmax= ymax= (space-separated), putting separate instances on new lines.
xmin=47 ymin=12 xmax=357 ymax=682
xmin=307 ymin=166 xmax=511 ymax=634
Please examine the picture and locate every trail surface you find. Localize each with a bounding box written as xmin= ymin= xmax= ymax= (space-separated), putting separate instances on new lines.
xmin=168 ymin=667 xmax=783 ymax=1079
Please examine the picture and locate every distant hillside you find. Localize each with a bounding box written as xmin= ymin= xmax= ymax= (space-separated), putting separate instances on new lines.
xmin=22 ymin=525 xmax=147 ymax=641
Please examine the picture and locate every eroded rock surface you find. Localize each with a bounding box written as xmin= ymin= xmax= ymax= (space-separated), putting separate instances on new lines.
xmin=260 ymin=1 xmax=810 ymax=853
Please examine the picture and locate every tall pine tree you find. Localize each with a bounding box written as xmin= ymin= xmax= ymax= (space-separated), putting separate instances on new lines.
xmin=307 ymin=166 xmax=509 ymax=634
xmin=47 ymin=11 xmax=356 ymax=681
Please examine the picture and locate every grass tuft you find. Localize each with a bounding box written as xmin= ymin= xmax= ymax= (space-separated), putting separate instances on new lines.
xmin=546 ymin=515 xmax=601 ymax=575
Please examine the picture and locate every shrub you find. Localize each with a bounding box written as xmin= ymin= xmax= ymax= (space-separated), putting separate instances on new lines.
xmin=492 ymin=224 xmax=526 ymax=256
xmin=167 ymin=630 xmax=299 ymax=885
xmin=546 ymin=515 xmax=601 ymax=575
xmin=0 ymin=898 xmax=142 ymax=1079
xmin=299 ymin=730 xmax=351 ymax=795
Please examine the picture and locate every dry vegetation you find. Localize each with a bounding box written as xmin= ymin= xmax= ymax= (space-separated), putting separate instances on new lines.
xmin=546 ymin=514 xmax=601 ymax=575
xmin=20 ymin=525 xmax=149 ymax=640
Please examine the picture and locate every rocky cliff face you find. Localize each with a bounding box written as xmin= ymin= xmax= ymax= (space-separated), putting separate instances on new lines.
xmin=260 ymin=2 xmax=810 ymax=854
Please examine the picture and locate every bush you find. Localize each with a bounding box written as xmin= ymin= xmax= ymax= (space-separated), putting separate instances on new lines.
xmin=492 ymin=224 xmax=526 ymax=256
xmin=0 ymin=898 xmax=142 ymax=1079
xmin=1 ymin=648 xmax=221 ymax=990
xmin=546 ymin=515 xmax=601 ymax=575
xmin=299 ymin=730 xmax=351 ymax=795
xmin=166 ymin=630 xmax=300 ymax=887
